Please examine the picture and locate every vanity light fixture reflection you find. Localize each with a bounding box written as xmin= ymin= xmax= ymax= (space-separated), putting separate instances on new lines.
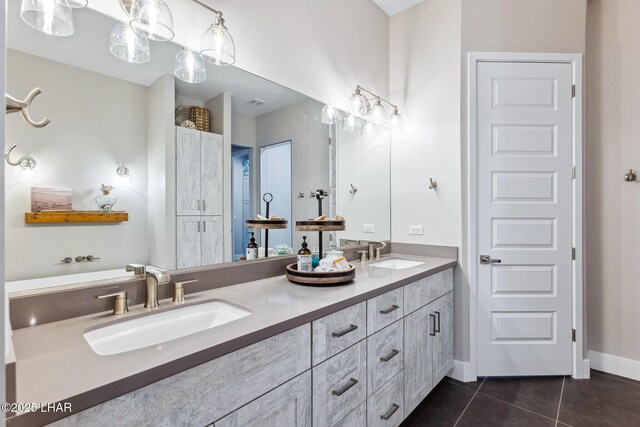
xmin=174 ymin=49 xmax=207 ymax=83
xmin=361 ymin=121 xmax=377 ymax=138
xmin=129 ymin=0 xmax=175 ymax=42
xmin=347 ymin=87 xmax=368 ymax=116
xmin=5 ymin=144 xmax=37 ymax=181
xmin=321 ymin=105 xmax=340 ymax=125
xmin=195 ymin=0 xmax=236 ymax=66
xmin=66 ymin=0 xmax=89 ymax=7
xmin=370 ymin=98 xmax=387 ymax=125
xmin=343 ymin=113 xmax=357 ymax=132
xmin=389 ymin=107 xmax=404 ymax=132
xmin=20 ymin=0 xmax=75 ymax=37
xmin=109 ymin=22 xmax=151 ymax=64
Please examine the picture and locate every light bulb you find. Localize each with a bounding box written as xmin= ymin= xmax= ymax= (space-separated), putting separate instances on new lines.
xmin=347 ymin=89 xmax=368 ymax=116
xmin=109 ymin=23 xmax=150 ymax=63
xmin=21 ymin=0 xmax=74 ymax=37
xmin=390 ymin=108 xmax=404 ymax=132
xmin=174 ymin=49 xmax=206 ymax=83
xmin=321 ymin=105 xmax=339 ymax=125
xmin=361 ymin=121 xmax=377 ymax=138
xmin=370 ymin=98 xmax=387 ymax=125
xmin=200 ymin=13 xmax=236 ymax=66
xmin=343 ymin=114 xmax=356 ymax=132
xmin=129 ymin=0 xmax=174 ymax=42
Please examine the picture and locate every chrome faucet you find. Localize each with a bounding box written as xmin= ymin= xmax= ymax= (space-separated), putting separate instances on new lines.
xmin=368 ymin=241 xmax=388 ymax=261
xmin=145 ymin=267 xmax=171 ymax=308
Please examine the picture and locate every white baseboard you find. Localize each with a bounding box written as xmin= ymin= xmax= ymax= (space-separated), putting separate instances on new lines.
xmin=590 ymin=350 xmax=640 ymax=381
xmin=448 ymin=360 xmax=475 ymax=382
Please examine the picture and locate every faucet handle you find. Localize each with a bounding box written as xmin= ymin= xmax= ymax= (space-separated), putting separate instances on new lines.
xmin=173 ymin=279 xmax=198 ymax=303
xmin=126 ymin=263 xmax=146 ymax=275
xmin=97 ymin=290 xmax=128 ymax=315
xmin=356 ymin=250 xmax=368 ymax=263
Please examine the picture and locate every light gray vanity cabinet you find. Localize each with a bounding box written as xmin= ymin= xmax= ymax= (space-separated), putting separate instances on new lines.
xmin=367 ymin=372 xmax=404 ymax=427
xmin=367 ymin=288 xmax=404 ymax=335
xmin=215 ymin=371 xmax=311 ymax=427
xmin=201 ymin=216 xmax=224 ymax=265
xmin=312 ymin=302 xmax=367 ymax=366
xmin=403 ymin=268 xmax=453 ymax=315
xmin=176 ymin=216 xmax=202 ymax=269
xmin=334 ymin=403 xmax=367 ymax=427
xmin=403 ymin=302 xmax=434 ymax=414
xmin=432 ymin=292 xmax=454 ymax=385
xmin=312 ymin=340 xmax=367 ymax=427
xmin=367 ymin=319 xmax=403 ymax=396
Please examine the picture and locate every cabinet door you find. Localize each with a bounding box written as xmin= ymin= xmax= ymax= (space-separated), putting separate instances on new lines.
xmin=215 ymin=371 xmax=311 ymax=427
xmin=176 ymin=216 xmax=201 ymax=269
xmin=403 ymin=303 xmax=434 ymax=415
xmin=201 ymin=215 xmax=223 ymax=266
xmin=432 ymin=292 xmax=454 ymax=385
xmin=201 ymin=132 xmax=223 ymax=216
xmin=176 ymin=128 xmax=202 ymax=216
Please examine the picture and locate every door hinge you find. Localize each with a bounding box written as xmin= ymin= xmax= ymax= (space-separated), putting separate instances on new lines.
xmin=571 ymin=85 xmax=576 ymax=98
xmin=572 ymin=328 xmax=576 ymax=342
xmin=572 ymin=247 xmax=576 ymax=260
xmin=571 ymin=166 xmax=576 ymax=179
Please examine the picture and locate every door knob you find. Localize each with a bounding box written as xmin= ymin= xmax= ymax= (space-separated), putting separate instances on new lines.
xmin=480 ymin=255 xmax=501 ymax=264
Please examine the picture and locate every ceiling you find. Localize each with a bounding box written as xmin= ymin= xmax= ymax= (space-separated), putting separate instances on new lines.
xmin=372 ymin=0 xmax=424 ymax=16
xmin=6 ymin=3 xmax=307 ymax=117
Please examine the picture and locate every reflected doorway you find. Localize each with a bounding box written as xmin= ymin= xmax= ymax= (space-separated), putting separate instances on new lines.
xmin=259 ymin=141 xmax=292 ymax=250
xmin=231 ymin=146 xmax=253 ymax=261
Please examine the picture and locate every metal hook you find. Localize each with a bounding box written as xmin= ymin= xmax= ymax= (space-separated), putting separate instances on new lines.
xmin=624 ymin=169 xmax=637 ymax=182
xmin=428 ymin=178 xmax=438 ymax=190
xmin=6 ymin=88 xmax=51 ymax=128
xmin=4 ymin=144 xmax=36 ymax=168
xmin=349 ymin=184 xmax=358 ymax=195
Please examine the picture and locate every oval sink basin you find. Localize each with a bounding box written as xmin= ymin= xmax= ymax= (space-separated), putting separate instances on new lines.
xmin=370 ymin=258 xmax=425 ymax=270
xmin=84 ymin=300 xmax=251 ymax=356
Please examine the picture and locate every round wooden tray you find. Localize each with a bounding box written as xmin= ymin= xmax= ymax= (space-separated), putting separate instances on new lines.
xmin=245 ymin=219 xmax=288 ymax=229
xmin=286 ymin=263 xmax=355 ymax=285
xmin=295 ymin=219 xmax=346 ymax=232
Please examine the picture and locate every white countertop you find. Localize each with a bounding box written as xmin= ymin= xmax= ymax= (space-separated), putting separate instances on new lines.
xmin=11 ymin=254 xmax=455 ymax=407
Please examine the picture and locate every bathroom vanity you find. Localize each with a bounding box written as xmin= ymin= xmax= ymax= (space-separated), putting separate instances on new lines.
xmin=8 ymin=254 xmax=455 ymax=426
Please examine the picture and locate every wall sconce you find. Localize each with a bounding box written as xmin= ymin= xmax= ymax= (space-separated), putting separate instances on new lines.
xmin=345 ymin=85 xmax=404 ymax=132
xmin=117 ymin=165 xmax=132 ymax=185
xmin=5 ymin=144 xmax=37 ymax=180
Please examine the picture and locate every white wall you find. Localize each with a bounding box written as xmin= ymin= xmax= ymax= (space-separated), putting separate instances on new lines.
xmin=5 ymin=50 xmax=149 ymax=281
xmin=86 ymin=0 xmax=390 ymax=111
xmin=585 ymin=0 xmax=640 ymax=364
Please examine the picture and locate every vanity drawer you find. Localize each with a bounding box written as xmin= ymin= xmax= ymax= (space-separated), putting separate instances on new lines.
xmin=334 ymin=402 xmax=367 ymax=427
xmin=367 ymin=319 xmax=403 ymax=396
xmin=404 ymin=268 xmax=453 ymax=314
xmin=367 ymin=287 xmax=403 ymax=335
xmin=312 ymin=302 xmax=366 ymax=365
xmin=366 ymin=372 xmax=404 ymax=427
xmin=313 ymin=340 xmax=367 ymax=427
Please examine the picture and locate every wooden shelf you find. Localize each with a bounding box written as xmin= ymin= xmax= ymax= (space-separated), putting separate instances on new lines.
xmin=245 ymin=219 xmax=288 ymax=230
xmin=25 ymin=211 xmax=129 ymax=224
xmin=295 ymin=219 xmax=346 ymax=232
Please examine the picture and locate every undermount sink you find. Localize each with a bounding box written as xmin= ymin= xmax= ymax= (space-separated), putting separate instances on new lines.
xmin=370 ymin=258 xmax=425 ymax=270
xmin=84 ymin=300 xmax=251 ymax=356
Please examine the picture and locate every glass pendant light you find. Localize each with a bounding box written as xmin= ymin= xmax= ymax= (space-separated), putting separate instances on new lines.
xmin=389 ymin=107 xmax=404 ymax=132
xmin=343 ymin=114 xmax=357 ymax=132
xmin=321 ymin=105 xmax=339 ymax=125
xmin=21 ymin=0 xmax=74 ymax=37
xmin=129 ymin=0 xmax=174 ymax=42
xmin=66 ymin=0 xmax=88 ymax=7
xmin=361 ymin=121 xmax=377 ymax=138
xmin=109 ymin=22 xmax=151 ymax=64
xmin=347 ymin=87 xmax=368 ymax=117
xmin=370 ymin=98 xmax=387 ymax=125
xmin=200 ymin=12 xmax=236 ymax=66
xmin=174 ymin=49 xmax=207 ymax=84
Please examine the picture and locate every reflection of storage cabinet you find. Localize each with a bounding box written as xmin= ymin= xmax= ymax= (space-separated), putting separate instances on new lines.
xmin=176 ymin=127 xmax=223 ymax=268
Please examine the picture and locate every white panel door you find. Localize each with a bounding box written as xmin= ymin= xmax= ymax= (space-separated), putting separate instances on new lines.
xmin=476 ymin=61 xmax=573 ymax=376
xmin=176 ymin=127 xmax=202 ymax=216
xmin=201 ymin=215 xmax=223 ymax=266
xmin=176 ymin=216 xmax=201 ymax=269
xmin=201 ymin=132 xmax=223 ymax=216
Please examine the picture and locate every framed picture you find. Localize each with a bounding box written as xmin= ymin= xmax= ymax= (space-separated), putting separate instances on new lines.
xmin=31 ymin=187 xmax=73 ymax=212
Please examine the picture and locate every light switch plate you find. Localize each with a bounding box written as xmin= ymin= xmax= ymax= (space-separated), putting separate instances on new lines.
xmin=363 ymin=224 xmax=375 ymax=233
xmin=409 ymin=225 xmax=423 ymax=235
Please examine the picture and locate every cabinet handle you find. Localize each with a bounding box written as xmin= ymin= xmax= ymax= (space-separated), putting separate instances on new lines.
xmin=332 ymin=378 xmax=358 ymax=396
xmin=380 ymin=348 xmax=400 ymax=363
xmin=203 ymin=200 xmax=206 ymax=212
xmin=429 ymin=314 xmax=436 ymax=336
xmin=332 ymin=324 xmax=358 ymax=338
xmin=380 ymin=304 xmax=399 ymax=315
xmin=380 ymin=403 xmax=400 ymax=420
xmin=203 ymin=221 xmax=206 ymax=232
xmin=197 ymin=221 xmax=200 ymax=232
xmin=197 ymin=199 xmax=200 ymax=211
xmin=435 ymin=310 xmax=441 ymax=333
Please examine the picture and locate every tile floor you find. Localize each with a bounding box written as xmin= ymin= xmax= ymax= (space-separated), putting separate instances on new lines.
xmin=400 ymin=370 xmax=640 ymax=426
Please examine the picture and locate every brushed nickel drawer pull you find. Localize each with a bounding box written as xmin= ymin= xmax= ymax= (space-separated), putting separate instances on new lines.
xmin=380 ymin=348 xmax=400 ymax=362
xmin=435 ymin=310 xmax=441 ymax=333
xmin=429 ymin=314 xmax=436 ymax=336
xmin=332 ymin=378 xmax=358 ymax=396
xmin=380 ymin=304 xmax=399 ymax=315
xmin=332 ymin=324 xmax=358 ymax=338
xmin=380 ymin=403 xmax=400 ymax=420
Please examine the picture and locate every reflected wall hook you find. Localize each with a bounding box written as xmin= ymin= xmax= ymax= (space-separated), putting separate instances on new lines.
xmin=624 ymin=169 xmax=637 ymax=182
xmin=4 ymin=144 xmax=36 ymax=169
xmin=5 ymin=87 xmax=51 ymax=128
xmin=349 ymin=184 xmax=358 ymax=195
xmin=428 ymin=177 xmax=438 ymax=190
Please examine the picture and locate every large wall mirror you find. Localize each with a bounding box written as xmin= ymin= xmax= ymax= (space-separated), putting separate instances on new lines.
xmin=5 ymin=4 xmax=391 ymax=293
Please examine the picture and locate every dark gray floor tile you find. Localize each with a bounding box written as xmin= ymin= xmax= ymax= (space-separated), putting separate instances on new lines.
xmin=456 ymin=394 xmax=555 ymax=427
xmin=401 ymin=381 xmax=475 ymax=427
xmin=444 ymin=376 xmax=484 ymax=391
xmin=591 ymin=369 xmax=640 ymax=387
xmin=477 ymin=376 xmax=563 ymax=419
xmin=559 ymin=374 xmax=640 ymax=426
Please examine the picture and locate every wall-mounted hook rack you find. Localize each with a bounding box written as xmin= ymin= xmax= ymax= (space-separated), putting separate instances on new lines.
xmin=428 ymin=178 xmax=438 ymax=190
xmin=349 ymin=184 xmax=358 ymax=195
xmin=5 ymin=87 xmax=51 ymax=128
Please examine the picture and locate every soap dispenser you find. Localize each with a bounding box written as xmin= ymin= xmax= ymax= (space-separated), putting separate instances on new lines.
xmin=297 ymin=236 xmax=312 ymax=272
xmin=246 ymin=232 xmax=258 ymax=260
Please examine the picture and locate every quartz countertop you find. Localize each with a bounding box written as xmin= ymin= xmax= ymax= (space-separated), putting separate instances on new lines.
xmin=11 ymin=253 xmax=456 ymax=412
